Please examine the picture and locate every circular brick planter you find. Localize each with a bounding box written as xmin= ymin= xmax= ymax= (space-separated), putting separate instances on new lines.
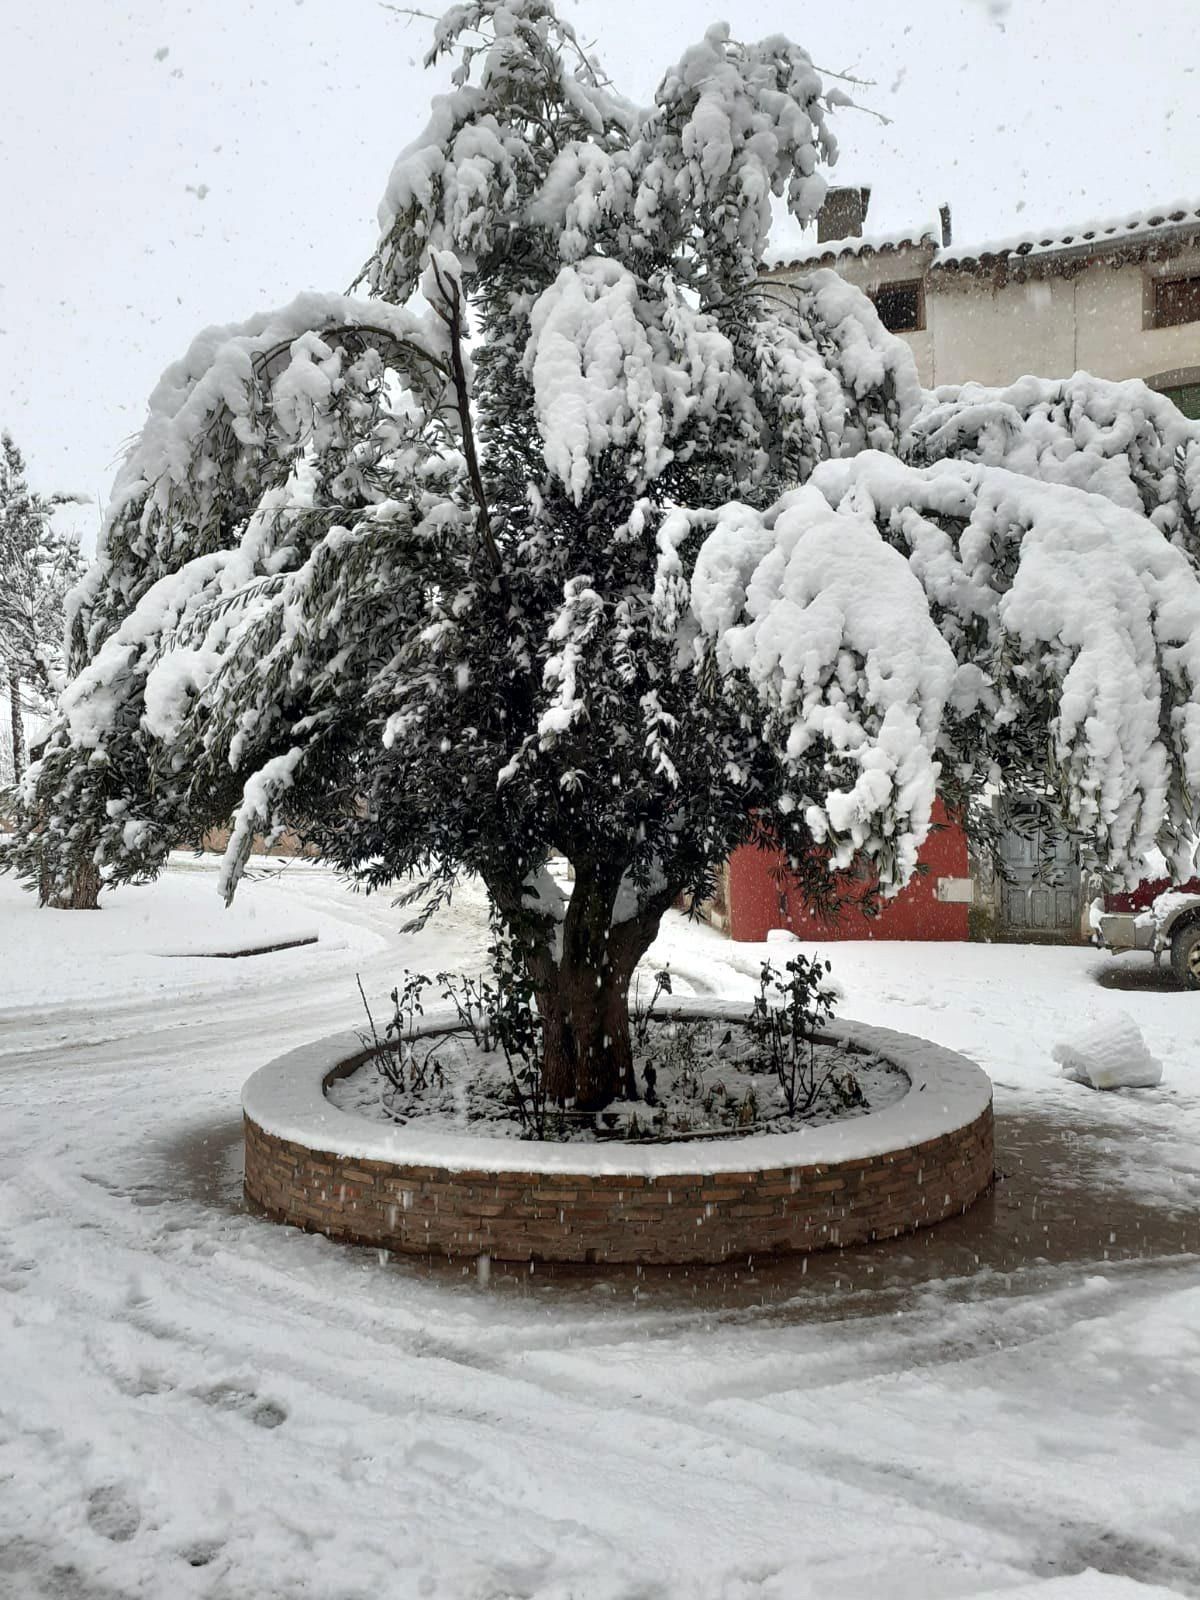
xmin=243 ymin=1000 xmax=994 ymax=1265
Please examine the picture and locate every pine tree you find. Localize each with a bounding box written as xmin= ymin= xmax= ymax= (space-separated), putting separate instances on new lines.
xmin=5 ymin=1 xmax=1200 ymax=1103
xmin=0 ymin=433 xmax=84 ymax=782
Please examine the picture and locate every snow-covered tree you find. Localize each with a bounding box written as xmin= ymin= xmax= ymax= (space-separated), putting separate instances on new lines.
xmin=911 ymin=372 xmax=1200 ymax=562
xmin=0 ymin=433 xmax=84 ymax=781
xmin=5 ymin=0 xmax=1200 ymax=1105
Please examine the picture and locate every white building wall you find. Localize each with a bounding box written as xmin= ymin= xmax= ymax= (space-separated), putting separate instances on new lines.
xmin=1072 ymin=246 xmax=1200 ymax=386
xmin=926 ymin=273 xmax=1076 ymax=387
xmin=767 ymin=240 xmax=1200 ymax=394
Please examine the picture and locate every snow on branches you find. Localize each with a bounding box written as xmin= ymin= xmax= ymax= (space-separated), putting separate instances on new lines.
xmin=0 ymin=434 xmax=84 ymax=715
xmin=372 ymin=1 xmax=837 ymax=303
xmin=523 ymin=259 xmax=742 ymax=503
xmin=5 ymin=291 xmax=461 ymax=900
xmin=78 ymin=292 xmax=451 ymax=643
xmin=656 ymin=490 xmax=957 ymax=890
xmin=374 ymin=0 xmax=637 ymax=299
xmin=744 ymin=271 xmax=923 ymax=486
xmin=807 ymin=454 xmax=1200 ymax=878
xmin=912 ymin=371 xmax=1200 ymax=564
xmin=655 ymin=448 xmax=1200 ymax=890
xmin=630 ymin=23 xmax=834 ymax=296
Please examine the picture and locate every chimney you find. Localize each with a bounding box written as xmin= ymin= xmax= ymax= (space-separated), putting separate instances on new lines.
xmin=939 ymin=203 xmax=953 ymax=247
xmin=817 ymin=185 xmax=871 ymax=243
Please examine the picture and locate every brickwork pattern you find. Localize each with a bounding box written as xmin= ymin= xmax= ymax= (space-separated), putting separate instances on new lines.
xmin=244 ymin=1102 xmax=994 ymax=1265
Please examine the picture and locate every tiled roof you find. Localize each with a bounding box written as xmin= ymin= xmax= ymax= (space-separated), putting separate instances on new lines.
xmin=764 ymin=200 xmax=1200 ymax=278
xmin=935 ymin=199 xmax=1200 ymax=272
xmin=763 ymin=223 xmax=941 ymax=272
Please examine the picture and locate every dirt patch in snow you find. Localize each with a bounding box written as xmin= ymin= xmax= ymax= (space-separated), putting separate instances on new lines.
xmin=1094 ymin=960 xmax=1190 ymax=993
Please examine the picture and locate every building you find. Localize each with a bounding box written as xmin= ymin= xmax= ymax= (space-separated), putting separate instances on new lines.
xmin=763 ymin=188 xmax=1200 ymax=415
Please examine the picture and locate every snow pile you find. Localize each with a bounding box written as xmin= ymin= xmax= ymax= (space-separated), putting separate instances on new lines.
xmin=1053 ymin=1013 xmax=1163 ymax=1090
xmin=968 ymin=1575 xmax=1188 ymax=1600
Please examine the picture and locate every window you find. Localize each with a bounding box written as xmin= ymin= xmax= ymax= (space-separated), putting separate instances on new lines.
xmin=1161 ymin=383 xmax=1200 ymax=420
xmin=1149 ymin=367 xmax=1200 ymax=419
xmin=1151 ymin=275 xmax=1200 ymax=329
xmin=871 ymin=279 xmax=924 ymax=332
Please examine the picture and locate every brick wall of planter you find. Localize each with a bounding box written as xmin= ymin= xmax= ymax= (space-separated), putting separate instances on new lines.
xmin=243 ymin=1102 xmax=994 ymax=1265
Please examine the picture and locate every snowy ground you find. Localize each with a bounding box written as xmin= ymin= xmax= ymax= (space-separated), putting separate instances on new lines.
xmin=2 ymin=860 xmax=1198 ymax=1600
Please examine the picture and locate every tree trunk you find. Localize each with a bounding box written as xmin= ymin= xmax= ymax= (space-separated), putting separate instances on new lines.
xmin=64 ymin=859 xmax=101 ymax=910
xmin=8 ymin=669 xmax=24 ymax=783
xmin=525 ymin=941 xmax=624 ymax=1110
xmin=527 ymin=947 xmax=578 ymax=1106
xmin=524 ymin=871 xmax=678 ymax=1112
xmin=562 ymin=961 xmax=632 ymax=1111
xmin=486 ymin=860 xmax=681 ymax=1112
xmin=528 ymin=955 xmax=635 ymax=1111
xmin=43 ymin=856 xmax=101 ymax=910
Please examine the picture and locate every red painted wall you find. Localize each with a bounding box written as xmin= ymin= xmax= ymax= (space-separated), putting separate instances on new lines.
xmin=727 ymin=799 xmax=970 ymax=943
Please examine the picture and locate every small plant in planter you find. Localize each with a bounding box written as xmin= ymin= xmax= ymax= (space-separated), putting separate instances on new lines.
xmin=747 ymin=954 xmax=848 ymax=1117
xmin=482 ymin=931 xmax=553 ymax=1140
xmin=356 ymin=971 xmax=447 ymax=1110
xmin=435 ymin=967 xmax=498 ymax=1053
xmin=341 ymin=941 xmax=897 ymax=1143
xmin=632 ymin=967 xmax=673 ymax=1049
xmin=358 ymin=929 xmax=558 ymax=1138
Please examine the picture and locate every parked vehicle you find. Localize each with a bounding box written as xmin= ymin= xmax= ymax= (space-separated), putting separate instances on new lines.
xmin=1096 ymin=875 xmax=1200 ymax=988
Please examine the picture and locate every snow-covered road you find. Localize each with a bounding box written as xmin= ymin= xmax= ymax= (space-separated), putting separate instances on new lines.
xmin=1 ymin=863 xmax=1198 ymax=1600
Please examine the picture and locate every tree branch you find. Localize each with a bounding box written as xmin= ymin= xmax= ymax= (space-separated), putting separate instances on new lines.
xmin=430 ymin=255 xmax=506 ymax=585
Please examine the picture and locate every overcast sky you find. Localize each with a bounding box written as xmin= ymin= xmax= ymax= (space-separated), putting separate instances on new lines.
xmin=4 ymin=0 xmax=1198 ymax=546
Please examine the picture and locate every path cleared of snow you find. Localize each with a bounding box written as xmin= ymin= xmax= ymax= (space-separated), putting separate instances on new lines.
xmin=1 ymin=859 xmax=1198 ymax=1600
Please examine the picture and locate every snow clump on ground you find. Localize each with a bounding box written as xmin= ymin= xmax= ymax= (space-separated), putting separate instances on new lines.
xmin=1053 ymin=1012 xmax=1164 ymax=1090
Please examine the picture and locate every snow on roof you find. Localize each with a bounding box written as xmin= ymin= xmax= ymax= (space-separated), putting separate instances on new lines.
xmin=764 ymin=199 xmax=1200 ymax=278
xmin=937 ymin=198 xmax=1200 ymax=272
xmin=763 ymin=222 xmax=942 ymax=273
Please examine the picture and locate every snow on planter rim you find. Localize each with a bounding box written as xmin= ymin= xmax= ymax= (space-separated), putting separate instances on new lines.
xmin=242 ymin=998 xmax=993 ymax=1178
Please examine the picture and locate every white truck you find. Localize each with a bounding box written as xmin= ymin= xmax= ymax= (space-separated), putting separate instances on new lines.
xmin=1097 ymin=888 xmax=1200 ymax=988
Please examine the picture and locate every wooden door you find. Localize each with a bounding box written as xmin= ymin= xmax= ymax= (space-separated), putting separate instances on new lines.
xmin=997 ymin=808 xmax=1081 ymax=940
